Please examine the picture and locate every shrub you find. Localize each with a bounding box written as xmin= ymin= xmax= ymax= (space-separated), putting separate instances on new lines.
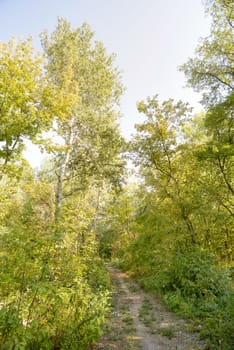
xmin=157 ymin=247 xmax=234 ymax=349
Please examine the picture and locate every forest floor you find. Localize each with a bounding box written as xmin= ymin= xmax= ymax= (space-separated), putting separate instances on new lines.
xmin=94 ymin=267 xmax=206 ymax=350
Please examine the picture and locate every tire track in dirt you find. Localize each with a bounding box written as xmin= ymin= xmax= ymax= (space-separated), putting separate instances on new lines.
xmin=94 ymin=267 xmax=205 ymax=350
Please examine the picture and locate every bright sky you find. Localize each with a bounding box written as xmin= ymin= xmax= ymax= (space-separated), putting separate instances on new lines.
xmin=0 ymin=0 xmax=211 ymax=167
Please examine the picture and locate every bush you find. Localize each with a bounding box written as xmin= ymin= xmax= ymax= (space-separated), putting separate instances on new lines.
xmin=0 ymin=282 xmax=110 ymax=350
xmin=158 ymin=248 xmax=228 ymax=299
xmin=0 ymin=221 xmax=111 ymax=349
xmin=156 ymin=247 xmax=234 ymax=349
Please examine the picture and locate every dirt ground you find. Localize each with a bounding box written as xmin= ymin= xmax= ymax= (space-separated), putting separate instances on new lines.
xmin=94 ymin=267 xmax=206 ymax=350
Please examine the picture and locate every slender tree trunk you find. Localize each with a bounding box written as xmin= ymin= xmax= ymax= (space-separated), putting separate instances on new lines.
xmin=55 ymin=118 xmax=75 ymax=221
xmin=179 ymin=202 xmax=196 ymax=244
xmin=217 ymin=156 xmax=234 ymax=195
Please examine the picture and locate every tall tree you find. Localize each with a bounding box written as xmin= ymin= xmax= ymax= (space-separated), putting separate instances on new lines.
xmin=180 ymin=0 xmax=233 ymax=256
xmin=180 ymin=0 xmax=234 ymax=106
xmin=132 ymin=96 xmax=199 ymax=243
xmin=41 ymin=19 xmax=124 ymax=219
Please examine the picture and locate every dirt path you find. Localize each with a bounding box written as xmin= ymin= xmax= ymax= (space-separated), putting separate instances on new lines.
xmin=94 ymin=267 xmax=205 ymax=350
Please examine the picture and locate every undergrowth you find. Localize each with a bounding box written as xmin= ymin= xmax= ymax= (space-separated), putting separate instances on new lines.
xmin=119 ymin=244 xmax=234 ymax=350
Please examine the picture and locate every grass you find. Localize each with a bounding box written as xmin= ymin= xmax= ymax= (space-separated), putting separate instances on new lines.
xmin=138 ymin=298 xmax=157 ymax=333
xmin=158 ymin=326 xmax=175 ymax=339
xmin=123 ymin=315 xmax=134 ymax=325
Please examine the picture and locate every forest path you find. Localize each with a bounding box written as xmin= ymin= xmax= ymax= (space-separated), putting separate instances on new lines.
xmin=94 ymin=267 xmax=205 ymax=350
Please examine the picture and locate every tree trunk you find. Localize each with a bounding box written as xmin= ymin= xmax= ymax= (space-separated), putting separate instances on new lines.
xmin=55 ymin=118 xmax=75 ymax=221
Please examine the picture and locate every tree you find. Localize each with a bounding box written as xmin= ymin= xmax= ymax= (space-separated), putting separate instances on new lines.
xmin=179 ymin=0 xmax=233 ymax=260
xmin=132 ymin=96 xmax=199 ymax=243
xmin=41 ymin=19 xmax=125 ymax=219
xmin=198 ymin=93 xmax=234 ymax=197
xmin=0 ymin=38 xmax=59 ymax=177
xmin=180 ymin=0 xmax=234 ymax=106
xmin=0 ymin=22 xmax=123 ymax=349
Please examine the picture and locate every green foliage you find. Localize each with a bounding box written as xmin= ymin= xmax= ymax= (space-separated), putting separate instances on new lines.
xmin=0 ymin=2 xmax=233 ymax=349
xmin=97 ymin=185 xmax=142 ymax=260
xmin=96 ymin=2 xmax=233 ymax=349
xmin=0 ymin=179 xmax=112 ymax=349
xmin=158 ymin=248 xmax=227 ymax=299
xmin=180 ymin=0 xmax=234 ymax=107
xmin=0 ymin=38 xmax=61 ymax=176
xmin=159 ymin=248 xmax=234 ymax=349
xmin=115 ymin=227 xmax=234 ymax=349
xmin=99 ymin=157 xmax=233 ymax=348
xmin=0 ymin=19 xmax=125 ymax=349
xmin=41 ymin=19 xmax=125 ymax=195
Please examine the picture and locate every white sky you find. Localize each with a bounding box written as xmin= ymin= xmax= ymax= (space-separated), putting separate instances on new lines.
xmin=0 ymin=0 xmax=211 ymax=167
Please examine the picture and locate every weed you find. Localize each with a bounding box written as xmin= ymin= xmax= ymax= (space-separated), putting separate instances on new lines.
xmin=123 ymin=315 xmax=134 ymax=325
xmin=158 ymin=326 xmax=175 ymax=339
